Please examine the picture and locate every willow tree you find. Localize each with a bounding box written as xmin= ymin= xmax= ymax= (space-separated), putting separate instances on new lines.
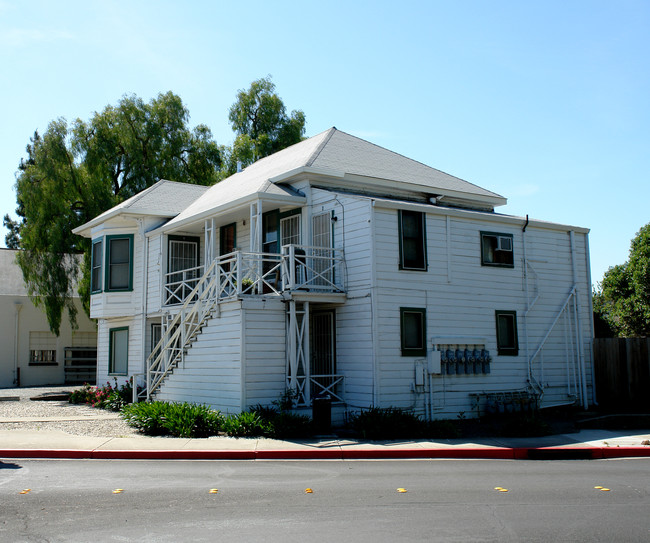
xmin=5 ymin=92 xmax=222 ymax=335
xmin=224 ymin=76 xmax=306 ymax=175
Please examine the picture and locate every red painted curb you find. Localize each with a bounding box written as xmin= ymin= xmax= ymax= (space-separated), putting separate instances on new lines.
xmin=256 ymin=449 xmax=343 ymax=460
xmin=600 ymin=447 xmax=650 ymax=459
xmin=2 ymin=447 xmax=650 ymax=461
xmin=90 ymin=449 xmax=257 ymax=460
xmin=0 ymin=449 xmax=90 ymax=459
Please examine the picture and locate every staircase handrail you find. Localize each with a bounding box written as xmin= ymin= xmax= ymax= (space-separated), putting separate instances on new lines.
xmin=147 ymin=258 xmax=219 ymax=399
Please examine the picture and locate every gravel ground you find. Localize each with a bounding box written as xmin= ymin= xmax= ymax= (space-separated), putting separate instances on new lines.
xmin=0 ymin=385 xmax=142 ymax=438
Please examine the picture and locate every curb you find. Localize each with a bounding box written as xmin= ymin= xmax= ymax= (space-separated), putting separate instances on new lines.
xmin=2 ymin=447 xmax=650 ymax=461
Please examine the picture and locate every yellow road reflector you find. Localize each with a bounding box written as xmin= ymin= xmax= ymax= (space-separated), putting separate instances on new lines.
xmin=397 ymin=488 xmax=408 ymax=493
xmin=499 ymin=489 xmax=509 ymax=492
xmin=305 ymin=488 xmax=313 ymax=493
xmin=494 ymin=487 xmax=503 ymax=490
xmin=594 ymin=486 xmax=603 ymax=489
xmin=600 ymin=488 xmax=611 ymax=492
xmin=209 ymin=489 xmax=219 ymax=494
xmin=112 ymin=489 xmax=124 ymax=494
xmin=19 ymin=489 xmax=31 ymax=494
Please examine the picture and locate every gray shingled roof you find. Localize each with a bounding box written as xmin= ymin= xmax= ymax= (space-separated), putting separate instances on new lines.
xmin=164 ymin=128 xmax=505 ymax=231
xmin=74 ymin=180 xmax=210 ymax=235
xmin=308 ymin=129 xmax=503 ymax=200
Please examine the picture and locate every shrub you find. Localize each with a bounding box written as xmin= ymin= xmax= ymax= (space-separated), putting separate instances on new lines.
xmin=69 ymin=378 xmax=140 ymax=411
xmin=121 ymin=401 xmax=223 ymax=438
xmin=222 ymin=412 xmax=270 ymax=437
xmin=270 ymin=411 xmax=313 ymax=439
xmin=68 ymin=383 xmax=95 ymax=404
xmin=347 ymin=407 xmax=426 ymax=440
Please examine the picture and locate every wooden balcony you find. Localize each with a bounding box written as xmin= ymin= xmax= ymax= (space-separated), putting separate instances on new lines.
xmin=163 ymin=245 xmax=346 ymax=307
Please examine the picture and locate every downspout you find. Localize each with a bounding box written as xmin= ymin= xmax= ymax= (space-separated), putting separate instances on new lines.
xmin=570 ymin=230 xmax=588 ymax=409
xmin=370 ymin=200 xmax=379 ymax=407
xmin=584 ymin=232 xmax=597 ymax=405
xmin=521 ymin=215 xmax=532 ymax=387
xmin=13 ymin=301 xmax=23 ymax=386
xmin=139 ymin=219 xmax=149 ymax=393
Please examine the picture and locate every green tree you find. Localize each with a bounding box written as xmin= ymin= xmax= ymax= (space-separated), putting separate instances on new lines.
xmin=593 ymin=223 xmax=650 ymax=337
xmin=224 ymin=76 xmax=305 ymax=175
xmin=5 ymin=92 xmax=221 ymax=335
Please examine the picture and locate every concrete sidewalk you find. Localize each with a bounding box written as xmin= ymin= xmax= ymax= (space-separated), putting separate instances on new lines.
xmin=2 ymin=425 xmax=650 ymax=461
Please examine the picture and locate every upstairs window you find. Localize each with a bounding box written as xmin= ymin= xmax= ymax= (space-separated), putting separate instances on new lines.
xmin=495 ymin=310 xmax=518 ymax=356
xmin=91 ymin=239 xmax=103 ymax=293
xmin=398 ymin=210 xmax=427 ymax=271
xmin=481 ymin=232 xmax=514 ymax=268
xmin=105 ymin=235 xmax=134 ymax=291
xmin=400 ymin=307 xmax=427 ymax=357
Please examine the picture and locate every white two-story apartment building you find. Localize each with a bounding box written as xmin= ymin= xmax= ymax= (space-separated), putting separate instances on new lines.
xmin=73 ymin=128 xmax=594 ymax=419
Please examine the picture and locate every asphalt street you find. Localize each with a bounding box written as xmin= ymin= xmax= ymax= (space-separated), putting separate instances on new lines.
xmin=2 ymin=458 xmax=650 ymax=542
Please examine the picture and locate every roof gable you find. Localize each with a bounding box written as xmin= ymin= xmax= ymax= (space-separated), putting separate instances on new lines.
xmin=73 ymin=180 xmax=210 ymax=236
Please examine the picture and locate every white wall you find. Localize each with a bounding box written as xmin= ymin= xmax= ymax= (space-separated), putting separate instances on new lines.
xmin=155 ymin=300 xmax=243 ymax=413
xmin=371 ymin=203 xmax=593 ymax=418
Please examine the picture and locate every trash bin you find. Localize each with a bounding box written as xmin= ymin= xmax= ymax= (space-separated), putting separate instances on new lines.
xmin=312 ymin=394 xmax=332 ymax=434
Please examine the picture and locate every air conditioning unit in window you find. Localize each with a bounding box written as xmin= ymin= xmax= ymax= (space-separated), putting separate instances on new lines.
xmin=497 ymin=236 xmax=512 ymax=252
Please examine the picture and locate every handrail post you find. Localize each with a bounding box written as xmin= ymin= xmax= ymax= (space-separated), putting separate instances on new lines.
xmin=289 ymin=245 xmax=296 ymax=290
xmin=236 ymin=251 xmax=242 ymax=295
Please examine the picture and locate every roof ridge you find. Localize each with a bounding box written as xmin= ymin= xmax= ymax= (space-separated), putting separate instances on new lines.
xmin=305 ymin=127 xmax=337 ymax=168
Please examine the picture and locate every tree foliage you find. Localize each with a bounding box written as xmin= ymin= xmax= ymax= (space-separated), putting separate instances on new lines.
xmin=224 ymin=76 xmax=305 ymax=175
xmin=593 ymin=223 xmax=650 ymax=337
xmin=5 ymin=92 xmax=222 ymax=335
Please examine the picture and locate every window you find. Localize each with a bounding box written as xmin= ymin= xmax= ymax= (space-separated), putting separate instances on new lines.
xmin=91 ymin=239 xmax=102 ymax=293
xmin=400 ymin=307 xmax=426 ymax=356
xmin=481 ymin=232 xmax=514 ymax=267
xmin=398 ymin=210 xmax=427 ymax=270
xmin=109 ymin=327 xmax=129 ymax=375
xmin=150 ymin=323 xmax=162 ymax=360
xmin=262 ymin=211 xmax=279 ymax=254
xmin=29 ymin=331 xmax=57 ymax=366
xmin=495 ymin=311 xmax=518 ymax=356
xmin=280 ymin=209 xmax=301 ymax=247
xmin=105 ymin=235 xmax=134 ymax=291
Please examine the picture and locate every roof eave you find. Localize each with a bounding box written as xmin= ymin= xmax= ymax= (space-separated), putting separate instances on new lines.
xmin=72 ymin=209 xmax=181 ymax=237
xmin=159 ymin=192 xmax=307 ymax=234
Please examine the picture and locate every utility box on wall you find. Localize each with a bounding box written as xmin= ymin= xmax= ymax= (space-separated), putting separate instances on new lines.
xmin=428 ymin=350 xmax=442 ymax=375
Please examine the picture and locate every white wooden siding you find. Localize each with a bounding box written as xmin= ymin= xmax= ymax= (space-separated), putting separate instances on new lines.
xmin=95 ymin=316 xmax=143 ymax=386
xmin=155 ymin=300 xmax=243 ymax=413
xmin=372 ymin=206 xmax=593 ymax=418
xmin=243 ymin=298 xmax=286 ymax=407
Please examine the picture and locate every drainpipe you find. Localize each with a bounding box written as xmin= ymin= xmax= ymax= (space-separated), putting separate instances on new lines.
xmin=13 ymin=301 xmax=23 ymax=386
xmin=138 ymin=219 xmax=149 ymax=393
xmin=570 ymin=231 xmax=588 ymax=409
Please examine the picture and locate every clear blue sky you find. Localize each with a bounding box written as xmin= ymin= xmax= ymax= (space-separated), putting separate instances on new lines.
xmin=1 ymin=0 xmax=648 ymax=285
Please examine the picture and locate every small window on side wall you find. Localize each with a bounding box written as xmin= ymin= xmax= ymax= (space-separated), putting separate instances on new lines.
xmin=109 ymin=327 xmax=129 ymax=375
xmin=398 ymin=210 xmax=427 ymax=271
xmin=400 ymin=307 xmax=427 ymax=357
xmin=91 ymin=239 xmax=102 ymax=293
xmin=495 ymin=310 xmax=518 ymax=356
xmin=481 ymin=232 xmax=514 ymax=267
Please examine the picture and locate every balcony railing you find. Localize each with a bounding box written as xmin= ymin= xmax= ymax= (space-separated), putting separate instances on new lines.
xmin=164 ymin=245 xmax=345 ymax=306
xmin=290 ymin=374 xmax=346 ymax=406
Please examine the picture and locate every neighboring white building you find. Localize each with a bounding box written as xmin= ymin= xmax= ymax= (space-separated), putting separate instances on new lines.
xmin=0 ymin=249 xmax=98 ymax=388
xmin=73 ymin=128 xmax=594 ymax=420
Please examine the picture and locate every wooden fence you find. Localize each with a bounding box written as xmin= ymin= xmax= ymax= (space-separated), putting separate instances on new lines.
xmin=593 ymin=338 xmax=650 ymax=410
